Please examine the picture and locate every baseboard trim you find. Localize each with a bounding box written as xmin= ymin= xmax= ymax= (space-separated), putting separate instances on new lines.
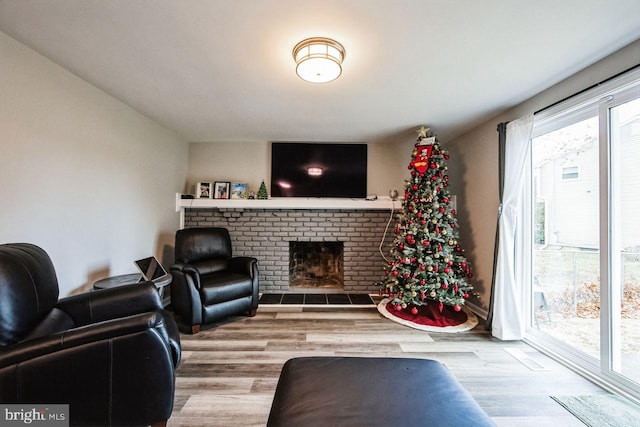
xmin=465 ymin=302 xmax=488 ymax=321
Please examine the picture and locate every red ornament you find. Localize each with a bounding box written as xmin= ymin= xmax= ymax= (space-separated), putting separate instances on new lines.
xmin=453 ymin=305 xmax=461 ymax=312
xmin=444 ymin=154 xmax=450 ymax=160
xmin=444 ymin=268 xmax=451 ymax=274
xmin=442 ymin=283 xmax=448 ymax=290
xmin=430 ymin=163 xmax=436 ymax=169
xmin=412 ymin=184 xmax=418 ymax=191
xmin=394 ymin=304 xmax=402 ymax=311
xmin=438 ymin=301 xmax=444 ymax=312
xmin=411 ymin=307 xmax=418 ymax=315
xmin=419 ymin=265 xmax=426 ymax=271
xmin=404 ymin=273 xmax=410 ymax=278
xmin=439 ymin=207 xmax=445 ymax=213
xmin=447 ymin=260 xmax=453 ymax=266
xmin=460 ymin=262 xmax=466 ymax=268
xmin=392 ymin=270 xmax=399 ymax=277
xmin=464 ymin=293 xmax=469 ymax=298
xmin=451 ymin=209 xmax=456 ymax=214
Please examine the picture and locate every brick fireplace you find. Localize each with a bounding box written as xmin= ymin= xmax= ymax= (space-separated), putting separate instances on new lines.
xmin=182 ymin=208 xmax=395 ymax=293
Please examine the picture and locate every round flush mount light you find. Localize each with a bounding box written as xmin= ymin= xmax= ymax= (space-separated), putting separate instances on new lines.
xmin=293 ymin=37 xmax=345 ymax=83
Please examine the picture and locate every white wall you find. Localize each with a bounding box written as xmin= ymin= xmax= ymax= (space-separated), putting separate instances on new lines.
xmin=446 ymin=39 xmax=640 ymax=310
xmin=187 ymin=139 xmax=410 ymax=198
xmin=0 ymin=32 xmax=188 ymax=296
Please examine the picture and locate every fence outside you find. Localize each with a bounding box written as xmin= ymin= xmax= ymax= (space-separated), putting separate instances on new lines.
xmin=534 ymin=249 xmax=640 ymax=320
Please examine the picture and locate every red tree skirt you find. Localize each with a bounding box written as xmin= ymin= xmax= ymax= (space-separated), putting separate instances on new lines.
xmin=377 ymin=298 xmax=478 ymax=333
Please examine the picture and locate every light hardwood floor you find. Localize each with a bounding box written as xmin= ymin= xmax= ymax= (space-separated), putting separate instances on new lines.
xmin=168 ymin=303 xmax=606 ymax=426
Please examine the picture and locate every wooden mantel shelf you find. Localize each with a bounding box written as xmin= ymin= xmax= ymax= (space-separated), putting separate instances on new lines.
xmin=176 ymin=193 xmax=401 ymax=211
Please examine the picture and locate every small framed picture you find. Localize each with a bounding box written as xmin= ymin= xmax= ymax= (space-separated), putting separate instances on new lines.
xmin=214 ymin=181 xmax=230 ymax=199
xmin=230 ymin=182 xmax=248 ymax=199
xmin=196 ymin=182 xmax=212 ymax=199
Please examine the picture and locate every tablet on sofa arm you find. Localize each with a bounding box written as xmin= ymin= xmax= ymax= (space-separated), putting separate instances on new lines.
xmin=134 ymin=257 xmax=170 ymax=282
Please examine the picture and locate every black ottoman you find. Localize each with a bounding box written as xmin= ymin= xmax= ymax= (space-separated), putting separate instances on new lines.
xmin=267 ymin=357 xmax=495 ymax=427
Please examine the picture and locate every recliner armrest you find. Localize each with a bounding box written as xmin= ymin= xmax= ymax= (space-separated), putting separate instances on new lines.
xmin=171 ymin=263 xmax=201 ymax=288
xmin=0 ymin=311 xmax=170 ymax=368
xmin=229 ymin=256 xmax=258 ymax=278
xmin=56 ymin=281 xmax=163 ymax=326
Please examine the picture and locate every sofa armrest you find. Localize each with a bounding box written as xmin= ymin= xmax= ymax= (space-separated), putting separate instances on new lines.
xmin=56 ymin=281 xmax=163 ymax=326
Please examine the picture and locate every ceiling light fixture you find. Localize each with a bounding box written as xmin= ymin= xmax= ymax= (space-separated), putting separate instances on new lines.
xmin=293 ymin=37 xmax=345 ymax=83
xmin=307 ymin=167 xmax=323 ymax=176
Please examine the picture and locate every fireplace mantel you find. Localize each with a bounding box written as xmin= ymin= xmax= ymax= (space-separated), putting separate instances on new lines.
xmin=175 ymin=193 xmax=402 ymax=229
xmin=176 ymin=194 xmax=401 ymax=211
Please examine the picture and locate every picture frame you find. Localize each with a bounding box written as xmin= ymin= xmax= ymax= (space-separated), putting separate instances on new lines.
xmin=196 ymin=182 xmax=212 ymax=199
xmin=230 ymin=182 xmax=248 ymax=199
xmin=214 ymin=181 xmax=230 ymax=199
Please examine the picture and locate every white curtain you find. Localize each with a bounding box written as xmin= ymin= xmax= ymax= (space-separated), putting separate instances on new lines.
xmin=491 ymin=114 xmax=534 ymax=340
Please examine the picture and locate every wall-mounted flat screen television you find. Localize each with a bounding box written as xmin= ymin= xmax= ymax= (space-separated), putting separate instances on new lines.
xmin=271 ymin=142 xmax=367 ymax=198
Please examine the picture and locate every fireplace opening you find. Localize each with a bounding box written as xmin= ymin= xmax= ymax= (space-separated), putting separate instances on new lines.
xmin=289 ymin=241 xmax=344 ymax=288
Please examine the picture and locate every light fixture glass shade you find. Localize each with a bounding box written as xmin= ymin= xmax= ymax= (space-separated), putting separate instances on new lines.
xmin=293 ymin=37 xmax=345 ymax=83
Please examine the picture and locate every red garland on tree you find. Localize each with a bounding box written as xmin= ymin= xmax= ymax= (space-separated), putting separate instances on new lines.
xmin=380 ymin=126 xmax=474 ymax=314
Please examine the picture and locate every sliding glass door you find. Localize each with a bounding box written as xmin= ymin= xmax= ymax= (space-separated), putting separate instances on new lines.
xmin=531 ymin=115 xmax=601 ymax=360
xmin=527 ymin=72 xmax=640 ymax=400
xmin=606 ymin=94 xmax=640 ymax=386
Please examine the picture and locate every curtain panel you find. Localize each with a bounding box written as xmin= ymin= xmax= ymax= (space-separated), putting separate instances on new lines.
xmin=490 ymin=114 xmax=534 ymax=340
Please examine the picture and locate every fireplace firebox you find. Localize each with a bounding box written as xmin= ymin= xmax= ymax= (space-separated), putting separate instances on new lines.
xmin=289 ymin=241 xmax=344 ymax=288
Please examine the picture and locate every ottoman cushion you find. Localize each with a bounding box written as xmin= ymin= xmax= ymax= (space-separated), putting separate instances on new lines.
xmin=267 ymin=357 xmax=494 ymax=427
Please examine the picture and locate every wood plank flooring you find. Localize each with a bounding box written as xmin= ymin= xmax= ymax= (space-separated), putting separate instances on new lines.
xmin=168 ymin=304 xmax=607 ymax=426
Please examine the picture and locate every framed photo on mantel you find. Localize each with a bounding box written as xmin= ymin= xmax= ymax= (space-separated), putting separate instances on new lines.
xmin=231 ymin=182 xmax=248 ymax=199
xmin=196 ymin=182 xmax=212 ymax=199
xmin=214 ymin=181 xmax=230 ymax=199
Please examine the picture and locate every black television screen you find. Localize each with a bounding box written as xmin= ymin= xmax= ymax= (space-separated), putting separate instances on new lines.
xmin=271 ymin=143 xmax=367 ymax=198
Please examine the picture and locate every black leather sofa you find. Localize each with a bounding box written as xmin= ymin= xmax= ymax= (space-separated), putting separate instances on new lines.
xmin=0 ymin=243 xmax=181 ymax=427
xmin=170 ymin=227 xmax=259 ymax=333
xmin=267 ymin=357 xmax=496 ymax=427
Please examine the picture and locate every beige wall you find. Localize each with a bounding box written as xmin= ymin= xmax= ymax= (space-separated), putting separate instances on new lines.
xmin=446 ymin=39 xmax=640 ymax=311
xmin=0 ymin=32 xmax=189 ymax=296
xmin=187 ymin=139 xmax=411 ymax=198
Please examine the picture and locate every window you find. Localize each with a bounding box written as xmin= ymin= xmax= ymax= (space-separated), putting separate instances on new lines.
xmin=561 ymin=165 xmax=579 ymax=180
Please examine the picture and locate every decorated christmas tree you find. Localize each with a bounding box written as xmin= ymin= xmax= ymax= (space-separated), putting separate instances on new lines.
xmin=381 ymin=126 xmax=474 ymax=315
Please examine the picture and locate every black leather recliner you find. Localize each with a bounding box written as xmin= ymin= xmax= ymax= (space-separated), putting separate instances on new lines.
xmin=0 ymin=243 xmax=181 ymax=427
xmin=170 ymin=227 xmax=259 ymax=334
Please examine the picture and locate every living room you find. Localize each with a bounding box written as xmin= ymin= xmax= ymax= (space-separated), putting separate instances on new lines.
xmin=2 ymin=1 xmax=640 ymax=426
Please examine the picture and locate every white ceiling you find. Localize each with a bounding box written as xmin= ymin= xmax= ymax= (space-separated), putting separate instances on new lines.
xmin=1 ymin=0 xmax=639 ymax=143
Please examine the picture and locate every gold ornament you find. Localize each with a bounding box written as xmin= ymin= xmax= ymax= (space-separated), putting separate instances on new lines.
xmin=430 ymin=290 xmax=436 ymax=297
